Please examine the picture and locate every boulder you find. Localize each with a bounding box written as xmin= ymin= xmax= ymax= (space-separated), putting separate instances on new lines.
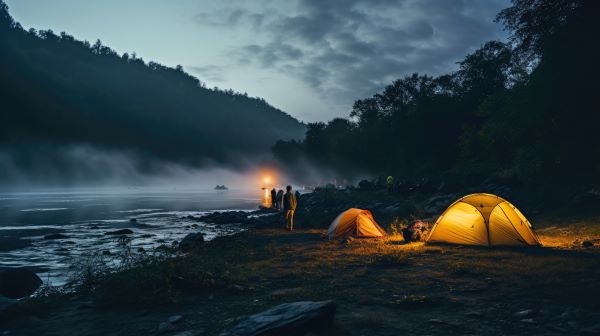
xmin=179 ymin=233 xmax=205 ymax=251
xmin=198 ymin=211 xmax=250 ymax=224
xmin=104 ymin=229 xmax=133 ymax=235
xmin=220 ymin=300 xmax=336 ymax=336
xmin=44 ymin=233 xmax=68 ymax=240
xmin=0 ymin=268 xmax=43 ymax=299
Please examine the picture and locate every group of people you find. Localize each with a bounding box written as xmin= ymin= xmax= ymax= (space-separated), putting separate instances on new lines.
xmin=270 ymin=186 xmax=300 ymax=231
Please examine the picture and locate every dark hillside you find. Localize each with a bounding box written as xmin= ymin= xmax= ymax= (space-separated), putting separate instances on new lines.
xmin=0 ymin=1 xmax=304 ymax=174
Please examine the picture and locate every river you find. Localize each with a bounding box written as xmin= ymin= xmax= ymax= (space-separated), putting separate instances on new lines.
xmin=0 ymin=188 xmax=265 ymax=286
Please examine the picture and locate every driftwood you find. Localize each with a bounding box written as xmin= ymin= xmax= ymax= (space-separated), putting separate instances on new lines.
xmin=221 ymin=300 xmax=336 ymax=336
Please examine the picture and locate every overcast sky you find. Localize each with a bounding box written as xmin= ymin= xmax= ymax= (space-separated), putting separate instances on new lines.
xmin=5 ymin=0 xmax=510 ymax=122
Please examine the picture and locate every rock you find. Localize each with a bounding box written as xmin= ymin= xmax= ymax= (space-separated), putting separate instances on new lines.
xmin=582 ymin=240 xmax=594 ymax=247
xmin=104 ymin=229 xmax=133 ymax=235
xmin=102 ymin=250 xmax=112 ymax=256
xmin=179 ymin=233 xmax=205 ymax=250
xmin=220 ymin=300 xmax=336 ymax=336
xmin=168 ymin=315 xmax=184 ymax=324
xmin=514 ymin=309 xmax=536 ymax=318
xmin=191 ymin=224 xmax=199 ymax=228
xmin=129 ymin=218 xmax=137 ymax=223
xmin=0 ymin=268 xmax=43 ymax=299
xmin=197 ymin=211 xmax=250 ymax=224
xmin=44 ymin=233 xmax=68 ymax=240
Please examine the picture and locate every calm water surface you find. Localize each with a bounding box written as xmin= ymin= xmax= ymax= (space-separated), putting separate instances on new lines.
xmin=0 ymin=188 xmax=264 ymax=285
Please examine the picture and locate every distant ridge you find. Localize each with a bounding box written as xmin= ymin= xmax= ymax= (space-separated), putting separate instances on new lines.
xmin=0 ymin=1 xmax=305 ymax=170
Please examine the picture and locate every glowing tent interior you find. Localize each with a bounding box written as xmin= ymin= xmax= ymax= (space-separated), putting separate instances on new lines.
xmin=327 ymin=208 xmax=386 ymax=239
xmin=426 ymin=193 xmax=541 ymax=246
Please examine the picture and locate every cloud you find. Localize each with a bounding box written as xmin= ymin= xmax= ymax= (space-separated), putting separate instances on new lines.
xmin=192 ymin=0 xmax=509 ymax=114
xmin=187 ymin=65 xmax=226 ymax=82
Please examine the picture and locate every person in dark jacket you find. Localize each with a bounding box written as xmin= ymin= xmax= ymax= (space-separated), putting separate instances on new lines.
xmin=294 ymin=190 xmax=301 ymax=206
xmin=276 ymin=189 xmax=284 ymax=211
xmin=283 ymin=185 xmax=297 ymax=231
xmin=270 ymin=188 xmax=277 ymax=209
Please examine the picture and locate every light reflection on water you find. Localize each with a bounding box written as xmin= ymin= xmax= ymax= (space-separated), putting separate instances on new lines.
xmin=262 ymin=188 xmax=272 ymax=208
xmin=0 ymin=189 xmax=263 ymax=286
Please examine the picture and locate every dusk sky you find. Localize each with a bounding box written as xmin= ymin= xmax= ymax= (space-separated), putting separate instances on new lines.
xmin=5 ymin=0 xmax=510 ymax=122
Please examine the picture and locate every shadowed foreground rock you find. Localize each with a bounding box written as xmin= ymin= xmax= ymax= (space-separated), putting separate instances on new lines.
xmin=221 ymin=300 xmax=336 ymax=336
xmin=179 ymin=233 xmax=205 ymax=251
xmin=0 ymin=268 xmax=42 ymax=299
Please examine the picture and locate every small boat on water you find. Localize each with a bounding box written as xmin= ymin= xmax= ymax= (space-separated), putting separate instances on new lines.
xmin=214 ymin=185 xmax=228 ymax=190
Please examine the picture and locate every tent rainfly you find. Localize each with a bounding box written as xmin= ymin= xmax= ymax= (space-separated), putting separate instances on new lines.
xmin=327 ymin=208 xmax=386 ymax=239
xmin=426 ymin=193 xmax=541 ymax=246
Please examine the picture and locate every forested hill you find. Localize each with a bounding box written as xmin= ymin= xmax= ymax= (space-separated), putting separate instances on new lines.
xmin=0 ymin=1 xmax=304 ymax=170
xmin=274 ymin=0 xmax=600 ymax=201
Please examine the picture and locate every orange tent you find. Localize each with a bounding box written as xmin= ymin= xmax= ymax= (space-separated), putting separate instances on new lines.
xmin=327 ymin=208 xmax=386 ymax=239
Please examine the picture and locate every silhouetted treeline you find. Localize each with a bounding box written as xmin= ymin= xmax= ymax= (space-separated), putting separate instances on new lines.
xmin=0 ymin=1 xmax=304 ymax=171
xmin=273 ymin=0 xmax=600 ymax=199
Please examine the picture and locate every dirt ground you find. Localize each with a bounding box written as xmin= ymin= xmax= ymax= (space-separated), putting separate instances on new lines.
xmin=2 ymin=215 xmax=600 ymax=336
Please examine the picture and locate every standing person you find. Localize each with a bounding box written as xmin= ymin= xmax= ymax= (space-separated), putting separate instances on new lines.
xmin=386 ymin=175 xmax=394 ymax=193
xmin=276 ymin=189 xmax=284 ymax=211
xmin=294 ymin=190 xmax=301 ymax=206
xmin=270 ymin=187 xmax=277 ymax=209
xmin=283 ymin=185 xmax=297 ymax=231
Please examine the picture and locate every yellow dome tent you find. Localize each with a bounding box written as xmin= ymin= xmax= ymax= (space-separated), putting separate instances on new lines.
xmin=327 ymin=208 xmax=386 ymax=239
xmin=426 ymin=193 xmax=541 ymax=246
